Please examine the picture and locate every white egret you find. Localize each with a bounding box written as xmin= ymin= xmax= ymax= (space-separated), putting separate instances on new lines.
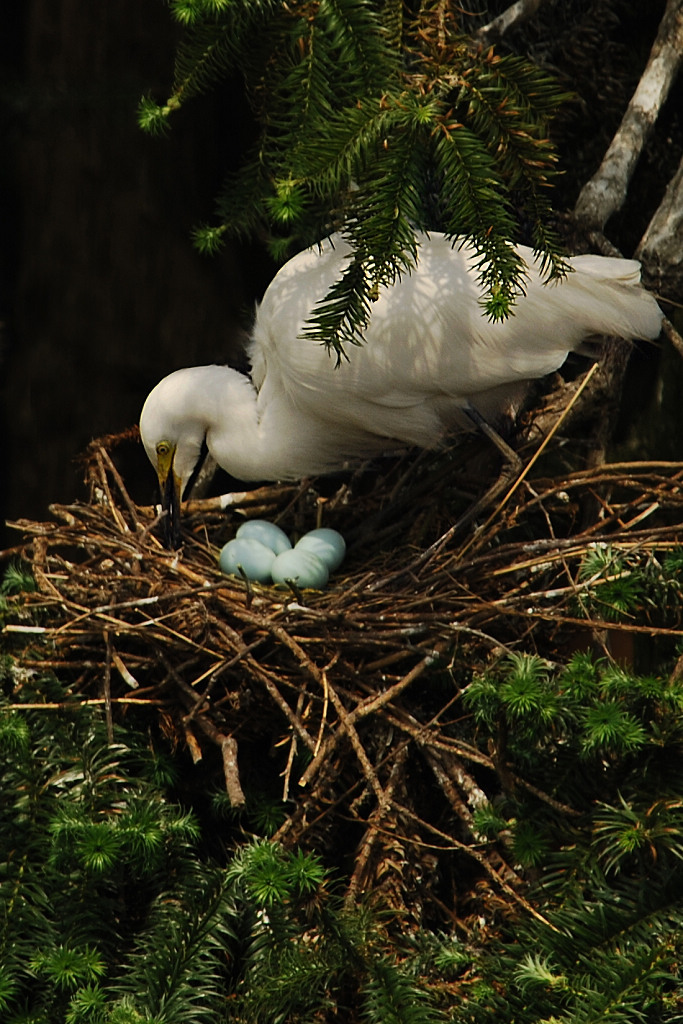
xmin=140 ymin=232 xmax=663 ymax=545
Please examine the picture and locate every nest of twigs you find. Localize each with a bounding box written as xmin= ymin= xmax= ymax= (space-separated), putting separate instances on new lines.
xmin=4 ymin=374 xmax=683 ymax=929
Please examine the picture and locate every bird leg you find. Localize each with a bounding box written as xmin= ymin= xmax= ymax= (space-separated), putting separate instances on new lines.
xmin=368 ymin=403 xmax=523 ymax=589
xmin=461 ymin=402 xmax=523 ymax=476
xmin=414 ymin=402 xmax=522 ymax=555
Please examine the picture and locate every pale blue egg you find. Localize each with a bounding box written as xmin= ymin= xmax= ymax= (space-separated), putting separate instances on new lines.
xmin=218 ymin=538 xmax=276 ymax=583
xmin=271 ymin=548 xmax=330 ymax=589
xmin=295 ymin=528 xmax=346 ymax=571
xmin=236 ymin=519 xmax=292 ymax=554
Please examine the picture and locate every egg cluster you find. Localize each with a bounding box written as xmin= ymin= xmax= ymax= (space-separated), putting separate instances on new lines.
xmin=218 ymin=520 xmax=346 ymax=589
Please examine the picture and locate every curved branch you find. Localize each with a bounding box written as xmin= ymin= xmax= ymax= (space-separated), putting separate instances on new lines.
xmin=636 ymin=149 xmax=683 ymax=298
xmin=574 ymin=0 xmax=683 ymax=232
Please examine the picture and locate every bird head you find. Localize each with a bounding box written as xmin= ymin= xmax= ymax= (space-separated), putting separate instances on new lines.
xmin=139 ymin=370 xmax=210 ymax=549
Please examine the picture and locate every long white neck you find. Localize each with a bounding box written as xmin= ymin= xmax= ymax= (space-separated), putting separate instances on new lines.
xmin=191 ymin=365 xmax=359 ymax=481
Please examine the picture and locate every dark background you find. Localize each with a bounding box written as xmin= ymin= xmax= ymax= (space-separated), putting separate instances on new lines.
xmin=0 ymin=0 xmax=277 ymax=540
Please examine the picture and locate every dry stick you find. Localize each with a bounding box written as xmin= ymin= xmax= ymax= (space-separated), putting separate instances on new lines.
xmin=376 ymin=365 xmax=600 ymax=589
xmin=6 ymin=698 xmax=167 ymax=709
xmin=266 ymin=617 xmax=390 ymax=800
xmin=96 ymin=444 xmax=141 ymax=528
xmin=351 ymin=646 xmax=446 ymax=720
xmin=477 ymin=561 xmax=650 ymax=611
xmin=269 ymin=611 xmax=385 ymax=799
xmin=381 ymin=706 xmax=495 ymax=771
xmin=389 ymin=801 xmax=557 ymax=928
xmin=88 ymin=582 xmax=238 ymax=618
xmin=252 ymin=662 xmax=318 ymax=753
xmin=313 ymin=658 xmax=337 ymax=757
xmin=455 ymin=363 xmax=600 ymax=562
xmin=103 ymin=631 xmax=114 ymax=744
xmin=281 ymin=685 xmax=309 ymax=801
xmin=345 ymin=745 xmax=409 ymax=906
xmin=423 ymin=749 xmax=477 ymax=826
xmin=283 ymin=720 xmax=422 ymax=850
xmin=111 ymin=649 xmax=139 ymax=690
xmin=208 ymin=616 xmax=318 ymax=751
xmin=94 ymin=450 xmax=129 ymax=534
xmin=136 ymin=509 xmax=169 ymax=548
xmin=298 ymin=647 xmax=444 ymax=788
xmin=30 ymin=539 xmax=66 ymax=603
xmin=574 ymin=0 xmax=683 ymax=232
xmin=24 ymin=564 xmax=316 ymax=748
xmin=175 ymin=483 xmax=299 ymax=516
xmin=220 ymin=737 xmax=245 ymax=808
xmin=183 ymin=636 xmax=268 ymax=722
xmin=440 ymin=750 xmax=490 ymax=813
xmin=514 ymin=775 xmax=581 ymax=817
xmin=478 ymin=511 xmax=683 ymax=580
xmin=325 ymin=680 xmax=384 ymax=801
xmin=489 ymin=604 xmax=683 ymax=638
xmin=273 ymin=758 xmax=343 ymax=844
xmin=161 ymin=654 xmax=246 ymax=807
xmin=46 ymin=507 xmax=79 ymax=529
xmin=183 ymin=724 xmax=204 ymax=764
xmin=396 ymin=701 xmax=577 ymax=816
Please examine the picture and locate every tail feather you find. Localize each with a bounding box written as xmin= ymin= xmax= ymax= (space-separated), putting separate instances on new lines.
xmin=569 ymin=254 xmax=643 ymax=285
xmin=565 ymin=255 xmax=662 ymax=341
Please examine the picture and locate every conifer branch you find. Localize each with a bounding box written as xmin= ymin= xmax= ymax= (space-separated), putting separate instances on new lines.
xmin=139 ymin=0 xmax=570 ymax=351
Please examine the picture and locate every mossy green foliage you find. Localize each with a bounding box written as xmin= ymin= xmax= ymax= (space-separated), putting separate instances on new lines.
xmin=138 ymin=0 xmax=570 ymax=355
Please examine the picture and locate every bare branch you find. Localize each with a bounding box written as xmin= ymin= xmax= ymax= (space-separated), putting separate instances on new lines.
xmin=574 ymin=0 xmax=683 ymax=232
xmin=636 ymin=149 xmax=683 ymax=298
xmin=476 ymin=0 xmax=545 ymax=46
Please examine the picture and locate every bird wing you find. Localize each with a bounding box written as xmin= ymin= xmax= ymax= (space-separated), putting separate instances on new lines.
xmin=250 ymin=232 xmax=660 ymax=445
xmin=251 ymin=235 xmax=565 ymax=416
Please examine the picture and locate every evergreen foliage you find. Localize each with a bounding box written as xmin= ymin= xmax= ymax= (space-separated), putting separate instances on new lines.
xmin=575 ymin=542 xmax=683 ymax=626
xmin=3 ymin=551 xmax=683 ymax=1020
xmin=138 ymin=0 xmax=570 ymax=354
xmin=0 ymin=671 xmax=213 ymax=1022
xmin=464 ymin=649 xmax=683 ymax=804
xmin=457 ymin=649 xmax=683 ymax=1023
xmin=0 ymin=664 xmax=450 ymax=1023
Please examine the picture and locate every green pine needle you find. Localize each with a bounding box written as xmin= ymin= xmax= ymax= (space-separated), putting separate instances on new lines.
xmin=142 ymin=1 xmax=571 ymax=346
xmin=136 ymin=95 xmax=172 ymax=136
xmin=1 ymin=561 xmax=36 ymax=595
xmin=192 ymin=223 xmax=227 ymax=255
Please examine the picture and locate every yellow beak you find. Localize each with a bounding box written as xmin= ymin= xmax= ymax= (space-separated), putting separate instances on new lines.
xmin=156 ymin=443 xmax=183 ymax=549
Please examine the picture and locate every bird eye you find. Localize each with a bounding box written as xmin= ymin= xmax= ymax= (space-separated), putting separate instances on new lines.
xmin=156 ymin=441 xmax=171 ymax=457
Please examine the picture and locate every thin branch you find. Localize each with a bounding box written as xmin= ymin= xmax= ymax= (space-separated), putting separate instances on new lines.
xmin=661 ymin=317 xmax=683 ymax=361
xmin=346 ymin=746 xmax=409 ymax=905
xmin=392 ymin=801 xmax=559 ymax=930
xmin=96 ymin=444 xmax=141 ymax=528
xmin=182 ymin=484 xmax=299 ymax=514
xmin=574 ymin=0 xmax=683 ymax=232
xmin=94 ymin=449 xmax=130 ymax=534
xmin=103 ymin=631 xmax=114 ymax=744
xmin=161 ymin=653 xmax=246 ymax=806
xmin=221 ymin=736 xmax=246 ymax=808
xmin=637 ymin=148 xmax=683 ymax=296
xmin=297 ymin=648 xmax=445 ymax=789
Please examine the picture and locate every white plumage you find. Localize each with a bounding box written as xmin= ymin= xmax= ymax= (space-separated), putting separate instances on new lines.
xmin=140 ymin=232 xmax=662 ymax=512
